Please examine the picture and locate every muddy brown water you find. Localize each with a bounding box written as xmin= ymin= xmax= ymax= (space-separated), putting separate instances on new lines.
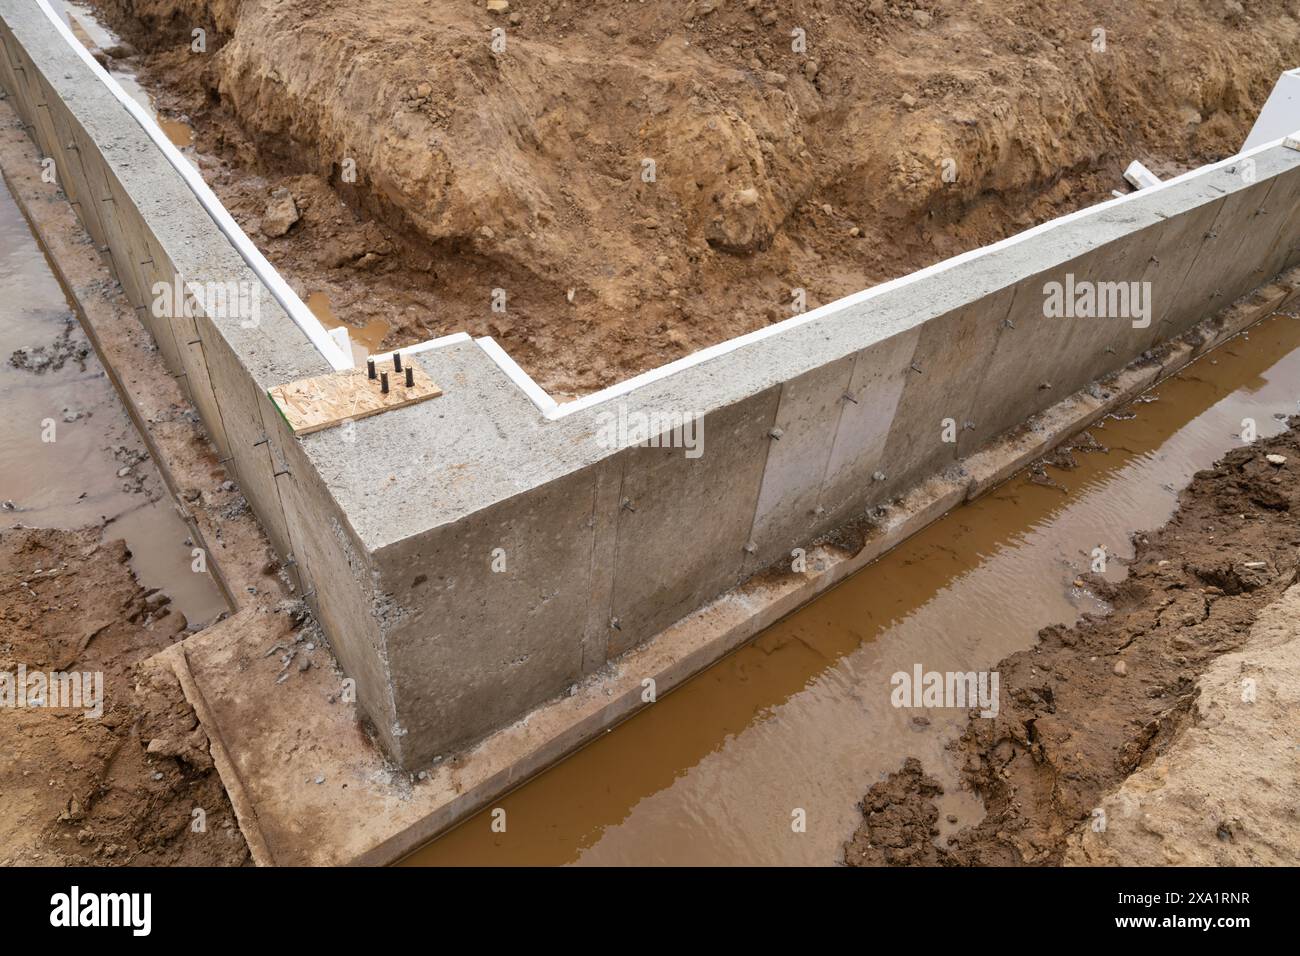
xmin=306 ymin=291 xmax=390 ymax=364
xmin=0 ymin=172 xmax=226 ymax=626
xmin=405 ymin=312 xmax=1300 ymax=866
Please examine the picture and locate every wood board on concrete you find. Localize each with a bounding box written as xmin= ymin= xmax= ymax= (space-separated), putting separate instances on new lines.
xmin=268 ymin=360 xmax=442 ymax=435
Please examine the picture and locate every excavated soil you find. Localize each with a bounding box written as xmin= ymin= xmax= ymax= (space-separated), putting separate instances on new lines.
xmin=0 ymin=525 xmax=248 ymax=865
xmin=87 ymin=0 xmax=1300 ymax=395
xmin=844 ymin=420 xmax=1300 ymax=867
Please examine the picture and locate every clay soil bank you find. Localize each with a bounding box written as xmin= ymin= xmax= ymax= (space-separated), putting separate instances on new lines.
xmin=846 ymin=420 xmax=1300 ymax=867
xmin=88 ymin=0 xmax=1300 ymax=395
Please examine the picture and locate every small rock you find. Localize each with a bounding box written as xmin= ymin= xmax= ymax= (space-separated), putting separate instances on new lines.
xmin=1266 ymin=454 xmax=1287 ymax=466
xmin=116 ymin=466 xmax=131 ymax=478
xmin=913 ymin=10 xmax=933 ymax=27
xmin=803 ymin=60 xmax=820 ymax=82
xmin=1112 ymin=660 xmax=1128 ymax=676
xmin=260 ymin=188 xmax=300 ymax=238
xmin=485 ymin=0 xmax=509 ymax=13
xmin=900 ymin=92 xmax=918 ymax=109
xmin=57 ymin=796 xmax=84 ymax=823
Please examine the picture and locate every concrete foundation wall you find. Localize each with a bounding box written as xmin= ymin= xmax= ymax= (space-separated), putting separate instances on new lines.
xmin=6 ymin=1 xmax=1300 ymax=770
xmin=0 ymin=1 xmax=403 ymax=752
xmin=365 ymin=140 xmax=1300 ymax=766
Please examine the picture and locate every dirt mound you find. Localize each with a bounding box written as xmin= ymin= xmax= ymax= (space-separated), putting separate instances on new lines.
xmin=844 ymin=421 xmax=1300 ymax=866
xmin=843 ymin=757 xmax=947 ymax=866
xmin=0 ymin=526 xmax=248 ymax=865
xmin=91 ymin=0 xmax=1300 ymax=395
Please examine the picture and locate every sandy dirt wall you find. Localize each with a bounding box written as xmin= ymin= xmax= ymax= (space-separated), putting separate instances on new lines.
xmin=92 ymin=0 xmax=1300 ymax=395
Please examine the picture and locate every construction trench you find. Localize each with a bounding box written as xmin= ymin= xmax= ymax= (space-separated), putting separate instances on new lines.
xmin=2 ymin=0 xmax=1300 ymax=868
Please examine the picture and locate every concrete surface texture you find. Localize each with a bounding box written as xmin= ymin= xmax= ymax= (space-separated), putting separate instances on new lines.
xmin=5 ymin=0 xmax=1300 ymax=771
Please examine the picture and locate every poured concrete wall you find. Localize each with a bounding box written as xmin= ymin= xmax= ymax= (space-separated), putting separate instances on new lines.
xmin=6 ymin=0 xmax=1300 ymax=770
xmin=360 ymin=140 xmax=1300 ymax=767
xmin=0 ymin=0 xmax=403 ymax=753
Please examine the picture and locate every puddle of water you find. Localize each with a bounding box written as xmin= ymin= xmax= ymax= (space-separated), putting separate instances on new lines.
xmin=0 ymin=173 xmax=226 ymax=626
xmin=104 ymin=500 xmax=228 ymax=627
xmin=405 ymin=312 xmax=1300 ymax=866
xmin=1 ymin=175 xmax=141 ymax=527
xmin=307 ymin=291 xmax=390 ymax=363
xmin=154 ymin=114 xmax=195 ymax=151
xmin=60 ymin=1 xmax=195 ymax=150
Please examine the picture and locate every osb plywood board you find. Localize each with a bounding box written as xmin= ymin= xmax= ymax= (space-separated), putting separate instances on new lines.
xmin=268 ymin=360 xmax=442 ymax=435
